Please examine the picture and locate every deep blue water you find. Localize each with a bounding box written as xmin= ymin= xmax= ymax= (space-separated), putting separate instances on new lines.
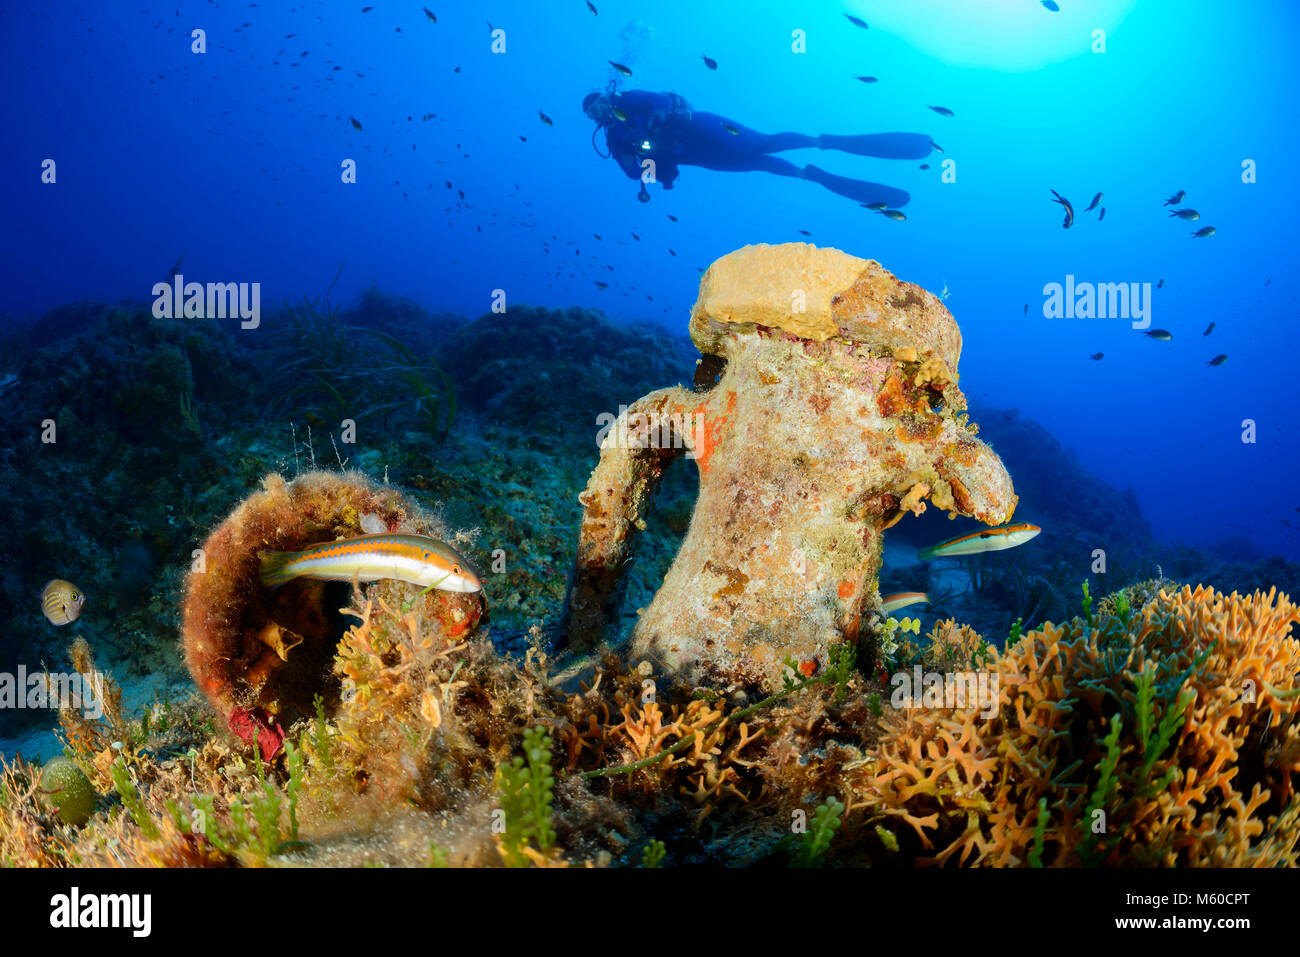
xmin=4 ymin=0 xmax=1297 ymax=559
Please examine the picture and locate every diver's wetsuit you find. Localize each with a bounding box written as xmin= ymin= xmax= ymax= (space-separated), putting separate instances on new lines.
xmin=589 ymin=90 xmax=933 ymax=207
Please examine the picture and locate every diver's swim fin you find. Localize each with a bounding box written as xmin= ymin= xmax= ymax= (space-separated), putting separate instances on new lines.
xmin=818 ymin=132 xmax=935 ymax=160
xmin=803 ymin=165 xmax=910 ymax=208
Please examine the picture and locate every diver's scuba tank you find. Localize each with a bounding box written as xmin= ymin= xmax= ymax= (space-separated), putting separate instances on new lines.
xmin=665 ymin=92 xmax=693 ymax=124
xmin=636 ymin=93 xmax=691 ymax=163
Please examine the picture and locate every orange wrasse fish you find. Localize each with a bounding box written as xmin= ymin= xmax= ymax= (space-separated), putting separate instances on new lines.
xmin=918 ymin=522 xmax=1041 ymax=561
xmin=259 ymin=535 xmax=480 ymax=593
xmin=881 ymin=592 xmax=929 ymax=615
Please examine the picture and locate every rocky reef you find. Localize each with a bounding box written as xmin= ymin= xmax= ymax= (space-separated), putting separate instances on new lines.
xmin=438 ymin=303 xmax=697 ymax=441
xmin=2 ymin=247 xmax=1298 ymax=869
xmin=566 ymin=244 xmax=1017 ymax=690
xmin=6 ymin=561 xmax=1297 ymax=867
xmin=0 ymin=303 xmax=260 ymax=739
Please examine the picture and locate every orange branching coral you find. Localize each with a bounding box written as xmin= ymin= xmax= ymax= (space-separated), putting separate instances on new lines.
xmin=596 ymin=691 xmax=761 ymax=826
xmin=551 ymin=655 xmax=886 ymax=852
xmin=851 ymin=586 xmax=1300 ymax=866
xmin=614 ymin=699 xmax=680 ymax=764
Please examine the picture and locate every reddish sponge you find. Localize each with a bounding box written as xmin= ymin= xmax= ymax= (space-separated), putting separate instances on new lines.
xmin=181 ymin=470 xmax=484 ymax=752
xmin=228 ymin=707 xmax=285 ymax=762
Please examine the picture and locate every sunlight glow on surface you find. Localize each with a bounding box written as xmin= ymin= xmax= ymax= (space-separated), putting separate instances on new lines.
xmin=852 ymin=0 xmax=1139 ymax=71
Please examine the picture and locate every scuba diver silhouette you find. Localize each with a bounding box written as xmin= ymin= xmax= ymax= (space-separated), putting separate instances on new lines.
xmin=583 ymin=89 xmax=935 ymax=207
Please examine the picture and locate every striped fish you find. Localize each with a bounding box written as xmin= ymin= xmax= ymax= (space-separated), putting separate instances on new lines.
xmin=918 ymin=522 xmax=1041 ymax=561
xmin=881 ymin=591 xmax=929 ymax=615
xmin=41 ymin=579 xmax=86 ymax=626
xmin=258 ymin=534 xmax=481 ymax=593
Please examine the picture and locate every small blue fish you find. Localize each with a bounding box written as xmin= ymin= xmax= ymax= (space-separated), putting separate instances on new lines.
xmin=1050 ymin=189 xmax=1074 ymax=228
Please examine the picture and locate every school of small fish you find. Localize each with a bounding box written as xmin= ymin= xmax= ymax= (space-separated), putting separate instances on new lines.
xmin=71 ymin=0 xmax=1271 ymax=619
xmin=1042 ymin=180 xmax=1227 ymax=366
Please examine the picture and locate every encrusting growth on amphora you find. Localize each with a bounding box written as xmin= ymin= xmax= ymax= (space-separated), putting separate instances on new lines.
xmin=565 ymin=243 xmax=1018 ymax=691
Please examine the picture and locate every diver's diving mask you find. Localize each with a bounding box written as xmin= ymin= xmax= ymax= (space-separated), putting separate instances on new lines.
xmin=583 ymin=92 xmax=614 ymax=124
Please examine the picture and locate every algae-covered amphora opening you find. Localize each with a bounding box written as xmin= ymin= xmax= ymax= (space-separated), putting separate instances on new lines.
xmin=182 ymin=470 xmax=484 ymax=755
